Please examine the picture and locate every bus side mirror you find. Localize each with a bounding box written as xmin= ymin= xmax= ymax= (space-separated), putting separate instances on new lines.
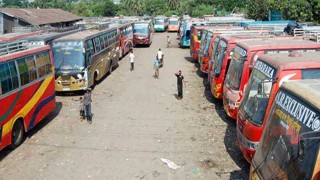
xmin=298 ymin=131 xmax=320 ymax=161
xmin=214 ymin=72 xmax=220 ymax=78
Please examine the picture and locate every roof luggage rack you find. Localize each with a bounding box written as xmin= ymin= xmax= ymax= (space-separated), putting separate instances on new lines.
xmin=0 ymin=40 xmax=28 ymax=56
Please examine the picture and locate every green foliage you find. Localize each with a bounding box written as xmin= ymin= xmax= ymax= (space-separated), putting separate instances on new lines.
xmin=191 ymin=4 xmax=214 ymax=17
xmin=246 ymin=0 xmax=269 ymax=20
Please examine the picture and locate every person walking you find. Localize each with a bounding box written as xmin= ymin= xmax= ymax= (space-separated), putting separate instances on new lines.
xmin=153 ymin=57 xmax=160 ymax=79
xmin=129 ymin=49 xmax=135 ymax=71
xmin=84 ymin=88 xmax=93 ymax=124
xmin=157 ymin=48 xmax=164 ymax=67
xmin=166 ymin=36 xmax=171 ymax=48
xmin=174 ymin=70 xmax=185 ymax=100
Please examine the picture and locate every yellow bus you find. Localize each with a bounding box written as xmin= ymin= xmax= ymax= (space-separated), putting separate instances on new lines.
xmin=168 ymin=17 xmax=180 ymax=32
xmin=53 ymin=27 xmax=119 ymax=92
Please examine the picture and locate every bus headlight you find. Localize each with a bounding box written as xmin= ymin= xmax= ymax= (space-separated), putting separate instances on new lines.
xmin=229 ymin=100 xmax=240 ymax=109
xmin=77 ymin=73 xmax=83 ymax=79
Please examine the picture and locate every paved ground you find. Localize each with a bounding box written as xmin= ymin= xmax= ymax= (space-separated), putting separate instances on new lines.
xmin=0 ymin=32 xmax=249 ymax=180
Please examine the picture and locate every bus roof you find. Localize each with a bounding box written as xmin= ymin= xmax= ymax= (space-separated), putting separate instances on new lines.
xmin=22 ymin=29 xmax=81 ymax=42
xmin=54 ymin=27 xmax=117 ymax=41
xmin=282 ymin=79 xmax=320 ymax=110
xmin=259 ymin=51 xmax=320 ymax=71
xmin=0 ymin=44 xmax=50 ymax=63
xmin=219 ymin=34 xmax=283 ymax=42
xmin=237 ymin=38 xmax=320 ymax=51
xmin=0 ymin=31 xmax=43 ymax=41
xmin=134 ymin=21 xmax=151 ymax=25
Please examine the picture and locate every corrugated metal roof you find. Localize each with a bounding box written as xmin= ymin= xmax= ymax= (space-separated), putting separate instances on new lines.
xmin=0 ymin=8 xmax=82 ymax=26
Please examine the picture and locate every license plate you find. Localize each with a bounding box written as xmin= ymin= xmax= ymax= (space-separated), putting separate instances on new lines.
xmin=63 ymin=88 xmax=70 ymax=91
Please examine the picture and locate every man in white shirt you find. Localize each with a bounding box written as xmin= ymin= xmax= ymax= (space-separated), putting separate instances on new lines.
xmin=129 ymin=50 xmax=135 ymax=71
xmin=157 ymin=48 xmax=164 ymax=66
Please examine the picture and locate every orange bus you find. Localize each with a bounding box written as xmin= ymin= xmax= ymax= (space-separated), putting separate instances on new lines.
xmin=237 ymin=51 xmax=320 ymax=163
xmin=0 ymin=41 xmax=56 ymax=150
xmin=167 ymin=17 xmax=180 ymax=32
xmin=250 ymin=79 xmax=320 ymax=179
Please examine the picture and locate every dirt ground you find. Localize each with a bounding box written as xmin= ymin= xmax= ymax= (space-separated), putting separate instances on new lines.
xmin=0 ymin=32 xmax=250 ymax=179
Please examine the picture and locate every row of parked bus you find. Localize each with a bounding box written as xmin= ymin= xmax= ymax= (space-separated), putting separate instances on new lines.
xmin=187 ymin=21 xmax=320 ymax=179
xmin=0 ymin=19 xmax=156 ymax=152
xmin=153 ymin=15 xmax=180 ymax=32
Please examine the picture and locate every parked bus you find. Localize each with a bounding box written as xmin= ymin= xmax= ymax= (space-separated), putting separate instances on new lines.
xmin=117 ymin=22 xmax=134 ymax=58
xmin=133 ymin=21 xmax=153 ymax=46
xmin=53 ymin=27 xmax=119 ymax=92
xmin=237 ymin=51 xmax=320 ymax=163
xmin=0 ymin=41 xmax=56 ymax=150
xmin=153 ymin=16 xmax=168 ymax=32
xmin=190 ymin=25 xmax=207 ymax=61
xmin=208 ymin=34 xmax=281 ymax=99
xmin=180 ymin=20 xmax=206 ymax=47
xmin=167 ymin=17 xmax=180 ymax=32
xmin=223 ymin=38 xmax=320 ymax=120
xmin=250 ymin=79 xmax=320 ymax=179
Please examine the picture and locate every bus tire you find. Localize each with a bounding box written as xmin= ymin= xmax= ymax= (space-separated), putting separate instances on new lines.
xmin=10 ymin=119 xmax=24 ymax=149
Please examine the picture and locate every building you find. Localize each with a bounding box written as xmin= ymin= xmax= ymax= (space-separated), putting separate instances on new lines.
xmin=0 ymin=8 xmax=82 ymax=34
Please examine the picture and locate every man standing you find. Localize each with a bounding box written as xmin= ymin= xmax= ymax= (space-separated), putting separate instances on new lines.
xmin=157 ymin=48 xmax=164 ymax=66
xmin=129 ymin=50 xmax=135 ymax=71
xmin=174 ymin=70 xmax=185 ymax=100
xmin=84 ymin=88 xmax=93 ymax=124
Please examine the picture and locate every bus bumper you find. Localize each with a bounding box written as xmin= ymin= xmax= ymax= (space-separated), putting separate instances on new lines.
xmin=55 ymin=77 xmax=86 ymax=92
xmin=236 ymin=128 xmax=258 ymax=163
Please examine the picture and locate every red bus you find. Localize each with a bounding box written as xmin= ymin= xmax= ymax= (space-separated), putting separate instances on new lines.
xmin=223 ymin=38 xmax=320 ymax=120
xmin=133 ymin=21 xmax=153 ymax=46
xmin=190 ymin=25 xmax=206 ymax=61
xmin=0 ymin=41 xmax=56 ymax=150
xmin=237 ymin=51 xmax=320 ymax=163
xmin=117 ymin=22 xmax=134 ymax=58
xmin=208 ymin=34 xmax=281 ymax=99
xmin=250 ymin=79 xmax=320 ymax=179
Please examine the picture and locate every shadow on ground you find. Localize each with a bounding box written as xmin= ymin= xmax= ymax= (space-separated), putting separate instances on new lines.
xmin=0 ymin=102 xmax=63 ymax=161
xmin=185 ymin=56 xmax=250 ymax=179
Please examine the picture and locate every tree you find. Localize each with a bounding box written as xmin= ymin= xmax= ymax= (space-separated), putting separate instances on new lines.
xmin=166 ymin=0 xmax=180 ymax=10
xmin=246 ymin=0 xmax=269 ymax=20
xmin=191 ymin=3 xmax=214 ymax=17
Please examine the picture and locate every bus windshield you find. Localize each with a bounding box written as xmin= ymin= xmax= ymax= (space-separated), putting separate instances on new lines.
xmin=155 ymin=19 xmax=164 ymax=25
xmin=213 ymin=39 xmax=227 ymax=75
xmin=253 ymin=89 xmax=320 ymax=179
xmin=134 ymin=24 xmax=149 ymax=35
xmin=241 ymin=60 xmax=276 ymax=125
xmin=53 ymin=41 xmax=85 ymax=70
xmin=225 ymin=46 xmax=247 ymax=90
xmin=203 ymin=32 xmax=213 ymax=54
xmin=199 ymin=31 xmax=208 ymax=51
xmin=169 ymin=20 xmax=178 ymax=25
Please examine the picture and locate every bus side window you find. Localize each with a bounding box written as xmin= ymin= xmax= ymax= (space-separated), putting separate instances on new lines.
xmin=36 ymin=51 xmax=52 ymax=77
xmin=86 ymin=40 xmax=94 ymax=66
xmin=25 ymin=56 xmax=37 ymax=82
xmin=0 ymin=63 xmax=13 ymax=94
xmin=107 ymin=33 xmax=111 ymax=45
xmin=36 ymin=53 xmax=46 ymax=78
xmin=8 ymin=61 xmax=19 ymax=89
xmin=94 ymin=37 xmax=101 ymax=52
xmin=100 ymin=36 xmax=105 ymax=50
xmin=17 ymin=58 xmax=29 ymax=86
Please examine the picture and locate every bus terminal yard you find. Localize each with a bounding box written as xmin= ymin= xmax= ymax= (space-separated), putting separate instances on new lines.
xmin=1 ymin=15 xmax=320 ymax=180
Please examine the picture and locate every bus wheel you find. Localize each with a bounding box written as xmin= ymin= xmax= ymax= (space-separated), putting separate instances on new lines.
xmin=10 ymin=120 xmax=24 ymax=149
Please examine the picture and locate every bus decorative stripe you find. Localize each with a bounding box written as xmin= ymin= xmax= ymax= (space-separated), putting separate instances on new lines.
xmin=28 ymin=94 xmax=55 ymax=130
xmin=2 ymin=76 xmax=54 ymax=137
xmin=254 ymin=61 xmax=276 ymax=79
xmin=0 ymin=91 xmax=22 ymax=123
xmin=275 ymin=91 xmax=320 ymax=131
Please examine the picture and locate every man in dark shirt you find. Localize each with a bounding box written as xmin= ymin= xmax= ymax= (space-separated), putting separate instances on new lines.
xmin=175 ymin=70 xmax=185 ymax=100
xmin=84 ymin=88 xmax=93 ymax=124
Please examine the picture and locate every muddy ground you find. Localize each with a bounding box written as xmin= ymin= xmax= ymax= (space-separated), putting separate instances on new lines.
xmin=0 ymin=32 xmax=249 ymax=179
